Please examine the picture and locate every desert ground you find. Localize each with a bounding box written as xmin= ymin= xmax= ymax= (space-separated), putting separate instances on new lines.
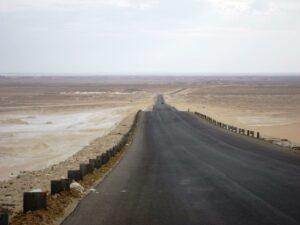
xmin=1 ymin=75 xmax=299 ymax=181
xmin=0 ymin=75 xmax=299 ymax=217
xmin=0 ymin=76 xmax=160 ymax=181
xmin=164 ymin=76 xmax=300 ymax=146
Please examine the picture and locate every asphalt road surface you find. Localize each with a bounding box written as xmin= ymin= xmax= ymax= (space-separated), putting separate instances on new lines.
xmin=62 ymin=96 xmax=300 ymax=225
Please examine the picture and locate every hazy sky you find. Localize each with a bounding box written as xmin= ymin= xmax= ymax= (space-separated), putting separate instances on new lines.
xmin=0 ymin=0 xmax=300 ymax=74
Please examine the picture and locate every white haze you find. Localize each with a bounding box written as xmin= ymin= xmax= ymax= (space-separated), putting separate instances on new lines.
xmin=0 ymin=0 xmax=300 ymax=74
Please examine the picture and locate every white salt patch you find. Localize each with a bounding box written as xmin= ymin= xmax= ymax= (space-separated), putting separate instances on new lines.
xmin=113 ymin=92 xmax=130 ymax=95
xmin=60 ymin=91 xmax=134 ymax=95
xmin=60 ymin=91 xmax=107 ymax=95
xmin=0 ymin=107 xmax=130 ymax=181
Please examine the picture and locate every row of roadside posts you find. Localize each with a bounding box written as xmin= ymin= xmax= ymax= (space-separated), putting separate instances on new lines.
xmin=194 ymin=112 xmax=260 ymax=139
xmin=0 ymin=111 xmax=141 ymax=225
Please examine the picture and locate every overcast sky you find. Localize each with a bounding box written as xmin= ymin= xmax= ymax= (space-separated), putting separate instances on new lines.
xmin=0 ymin=0 xmax=299 ymax=74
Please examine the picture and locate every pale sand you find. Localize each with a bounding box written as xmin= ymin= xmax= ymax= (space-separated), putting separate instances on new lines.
xmin=0 ymin=76 xmax=156 ymax=216
xmin=1 ymin=75 xmax=299 ymax=217
xmin=165 ymin=79 xmax=300 ymax=146
xmin=0 ymin=106 xmax=135 ymax=181
xmin=0 ymin=76 xmax=155 ymax=181
xmin=0 ymin=107 xmax=148 ymax=216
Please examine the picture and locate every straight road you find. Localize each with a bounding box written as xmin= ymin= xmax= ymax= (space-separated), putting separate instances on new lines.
xmin=62 ymin=96 xmax=300 ymax=225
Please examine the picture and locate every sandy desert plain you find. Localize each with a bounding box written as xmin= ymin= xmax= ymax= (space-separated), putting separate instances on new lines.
xmin=0 ymin=75 xmax=300 ymax=218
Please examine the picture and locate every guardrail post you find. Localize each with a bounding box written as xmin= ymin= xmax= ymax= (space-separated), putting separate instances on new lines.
xmin=108 ymin=149 xmax=114 ymax=157
xmin=61 ymin=178 xmax=71 ymax=191
xmin=96 ymin=155 xmax=103 ymax=164
xmin=247 ymin=130 xmax=250 ymax=136
xmin=80 ymin=164 xmax=93 ymax=177
xmin=257 ymin=132 xmax=260 ymax=139
xmin=114 ymin=146 xmax=118 ymax=154
xmin=88 ymin=159 xmax=95 ymax=169
xmin=51 ymin=179 xmax=71 ymax=195
xmin=51 ymin=180 xmax=63 ymax=195
xmin=99 ymin=154 xmax=106 ymax=164
xmin=90 ymin=159 xmax=101 ymax=169
xmin=106 ymin=151 xmax=111 ymax=161
xmin=23 ymin=192 xmax=47 ymax=213
xmin=68 ymin=170 xmax=82 ymax=181
xmin=102 ymin=153 xmax=109 ymax=164
xmin=0 ymin=208 xmax=9 ymax=225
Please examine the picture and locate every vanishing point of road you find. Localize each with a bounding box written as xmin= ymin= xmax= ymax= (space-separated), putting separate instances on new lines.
xmin=62 ymin=96 xmax=300 ymax=225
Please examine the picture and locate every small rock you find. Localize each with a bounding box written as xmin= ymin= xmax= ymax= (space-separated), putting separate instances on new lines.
xmin=70 ymin=181 xmax=84 ymax=193
xmin=52 ymin=194 xmax=58 ymax=199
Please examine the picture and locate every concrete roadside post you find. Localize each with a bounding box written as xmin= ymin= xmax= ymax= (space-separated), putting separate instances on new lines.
xmin=96 ymin=155 xmax=104 ymax=165
xmin=100 ymin=153 xmax=108 ymax=164
xmin=88 ymin=160 xmax=95 ymax=171
xmin=61 ymin=178 xmax=71 ymax=191
xmin=0 ymin=208 xmax=9 ymax=225
xmin=112 ymin=148 xmax=116 ymax=156
xmin=51 ymin=180 xmax=63 ymax=195
xmin=90 ymin=158 xmax=101 ymax=169
xmin=108 ymin=149 xmax=114 ymax=158
xmin=68 ymin=170 xmax=82 ymax=181
xmin=105 ymin=151 xmax=110 ymax=162
xmin=257 ymin=132 xmax=260 ymax=139
xmin=23 ymin=191 xmax=47 ymax=213
xmin=102 ymin=154 xmax=107 ymax=164
xmin=80 ymin=164 xmax=93 ymax=177
xmin=51 ymin=179 xmax=71 ymax=195
xmin=112 ymin=146 xmax=117 ymax=155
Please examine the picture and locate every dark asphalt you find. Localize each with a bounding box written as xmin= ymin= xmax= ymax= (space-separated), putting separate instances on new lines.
xmin=62 ymin=95 xmax=300 ymax=225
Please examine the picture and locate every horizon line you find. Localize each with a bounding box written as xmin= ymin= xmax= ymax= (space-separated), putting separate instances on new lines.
xmin=1 ymin=72 xmax=300 ymax=77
